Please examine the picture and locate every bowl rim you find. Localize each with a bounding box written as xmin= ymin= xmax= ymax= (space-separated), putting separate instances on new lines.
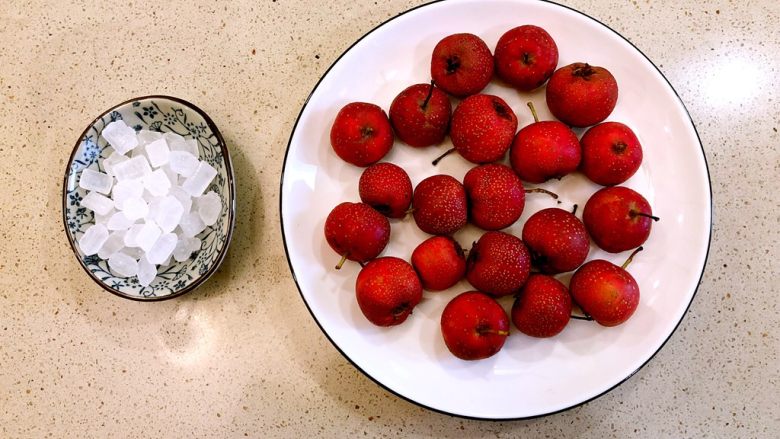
xmin=62 ymin=94 xmax=236 ymax=302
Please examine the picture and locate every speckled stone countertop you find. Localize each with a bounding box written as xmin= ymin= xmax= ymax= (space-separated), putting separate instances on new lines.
xmin=0 ymin=0 xmax=777 ymax=437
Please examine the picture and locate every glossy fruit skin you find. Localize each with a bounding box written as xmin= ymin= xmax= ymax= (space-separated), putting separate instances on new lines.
xmin=324 ymin=202 xmax=390 ymax=263
xmin=411 ymin=236 xmax=466 ymax=291
xmin=510 ymin=120 xmax=581 ymax=183
xmin=569 ymin=259 xmax=639 ymax=327
xmin=441 ymin=291 xmax=510 ymax=360
xmin=356 ymin=257 xmax=423 ymax=327
xmin=494 ymin=25 xmax=559 ymax=91
xmin=389 ymin=83 xmax=452 ymax=147
xmin=430 ymin=33 xmax=494 ymax=98
xmin=580 ymin=122 xmax=643 ymax=186
xmin=583 ymin=186 xmax=654 ymax=253
xmin=546 ymin=63 xmax=618 ymax=127
xmin=450 ymin=94 xmax=518 ymax=164
xmin=466 ymin=231 xmax=531 ymax=297
xmin=330 ymin=102 xmax=394 ymax=167
xmin=512 ymin=275 xmax=572 ymax=337
xmin=522 ymin=208 xmax=589 ymax=274
xmin=359 ymin=162 xmax=413 ymax=218
xmin=463 ymin=163 xmax=525 ymax=230
xmin=412 ymin=175 xmax=468 ymax=235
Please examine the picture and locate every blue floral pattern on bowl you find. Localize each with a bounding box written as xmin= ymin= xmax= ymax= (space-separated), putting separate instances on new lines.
xmin=63 ymin=96 xmax=235 ymax=301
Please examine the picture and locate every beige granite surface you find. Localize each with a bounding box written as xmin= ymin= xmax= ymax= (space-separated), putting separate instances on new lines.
xmin=0 ymin=0 xmax=778 ymax=437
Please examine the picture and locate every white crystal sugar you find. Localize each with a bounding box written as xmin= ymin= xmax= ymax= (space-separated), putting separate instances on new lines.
xmin=98 ymin=231 xmax=126 ymax=260
xmin=122 ymin=197 xmax=149 ymax=221
xmin=168 ymin=151 xmax=199 ymax=177
xmin=123 ymin=224 xmax=144 ymax=247
xmin=196 ymin=191 xmax=221 ymax=226
xmin=78 ymin=224 xmax=109 ymax=256
xmin=112 ymin=155 xmax=151 ymax=181
xmin=102 ymin=151 xmax=129 ymax=176
xmin=81 ymin=192 xmax=114 ymax=216
xmin=77 ymin=128 xmax=220 ymax=285
xmin=106 ymin=211 xmax=134 ymax=231
xmin=142 ymin=169 xmax=171 ymax=197
xmin=108 ymin=252 xmax=139 ymax=277
xmin=144 ymin=138 xmax=170 ymax=168
xmin=169 ymin=186 xmax=192 ymax=213
xmin=137 ymin=130 xmax=162 ymax=146
xmin=173 ymin=237 xmax=194 ymax=262
xmin=147 ymin=233 xmax=177 ymax=265
xmin=154 ymin=196 xmax=184 ymax=233
xmin=182 ymin=161 xmax=217 ymax=197
xmin=137 ymin=257 xmax=157 ymax=286
xmin=111 ymin=179 xmax=144 ymax=210
xmin=135 ymin=222 xmax=162 ymax=252
xmin=184 ymin=139 xmax=200 ymax=157
xmin=179 ymin=212 xmax=206 ymax=238
xmin=79 ymin=169 xmax=113 ymax=195
xmin=101 ymin=120 xmax=138 ymax=155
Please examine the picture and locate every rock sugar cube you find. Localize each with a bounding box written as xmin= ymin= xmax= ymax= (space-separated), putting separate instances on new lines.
xmin=122 ymin=197 xmax=149 ymax=221
xmin=147 ymin=233 xmax=177 ymax=265
xmin=182 ymin=161 xmax=217 ymax=197
xmin=101 ymin=120 xmax=138 ymax=155
xmin=137 ymin=257 xmax=157 ymax=286
xmin=102 ymin=151 xmax=129 ymax=176
xmin=112 ymin=155 xmax=151 ymax=181
xmin=106 ymin=211 xmax=134 ymax=231
xmin=111 ymin=179 xmax=144 ymax=210
xmin=137 ymin=130 xmax=162 ymax=146
xmin=98 ymin=231 xmax=126 ymax=260
xmin=135 ymin=222 xmax=162 ymax=252
xmin=108 ymin=252 xmax=138 ymax=277
xmin=144 ymin=138 xmax=170 ymax=168
xmin=168 ymin=151 xmax=199 ymax=177
xmin=78 ymin=224 xmax=109 ymax=256
xmin=142 ymin=169 xmax=172 ymax=197
xmin=179 ymin=212 xmax=206 ymax=238
xmin=154 ymin=196 xmax=184 ymax=233
xmin=81 ymin=191 xmax=114 ymax=216
xmin=79 ymin=169 xmax=113 ymax=194
xmin=196 ymin=191 xmax=221 ymax=226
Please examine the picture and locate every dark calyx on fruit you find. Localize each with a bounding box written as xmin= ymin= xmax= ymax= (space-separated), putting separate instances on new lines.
xmin=572 ymin=63 xmax=596 ymax=78
xmin=493 ymin=100 xmax=511 ymax=119
xmin=446 ymin=56 xmax=461 ymax=74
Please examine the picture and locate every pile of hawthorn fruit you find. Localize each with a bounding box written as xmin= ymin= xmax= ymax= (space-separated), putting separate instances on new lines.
xmin=323 ymin=26 xmax=659 ymax=361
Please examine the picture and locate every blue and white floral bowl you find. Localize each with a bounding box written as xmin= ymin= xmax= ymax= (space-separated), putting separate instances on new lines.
xmin=63 ymin=96 xmax=236 ymax=301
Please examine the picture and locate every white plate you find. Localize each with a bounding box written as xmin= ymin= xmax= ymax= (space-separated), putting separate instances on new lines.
xmin=280 ymin=0 xmax=711 ymax=420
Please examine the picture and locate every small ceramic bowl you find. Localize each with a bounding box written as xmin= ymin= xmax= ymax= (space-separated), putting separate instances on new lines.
xmin=63 ymin=95 xmax=236 ymax=301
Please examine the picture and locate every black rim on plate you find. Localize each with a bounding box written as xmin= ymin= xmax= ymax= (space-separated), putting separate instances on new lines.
xmin=279 ymin=0 xmax=713 ymax=420
xmin=62 ymin=95 xmax=237 ymax=302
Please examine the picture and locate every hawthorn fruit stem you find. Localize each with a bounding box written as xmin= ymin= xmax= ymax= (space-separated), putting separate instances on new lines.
xmin=630 ymin=210 xmax=660 ymax=221
xmin=422 ymin=79 xmax=435 ymax=109
xmin=335 ymin=254 xmax=348 ymax=270
xmin=570 ymin=314 xmax=594 ymax=321
xmin=570 ymin=297 xmax=594 ymax=321
xmin=622 ymin=246 xmax=644 ymax=269
xmin=571 ymin=204 xmax=579 ymax=216
xmin=432 ymin=147 xmax=455 ymax=166
xmin=525 ymin=187 xmax=559 ymax=199
xmin=527 ymin=101 xmax=540 ymax=123
xmin=478 ymin=328 xmax=510 ymax=336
